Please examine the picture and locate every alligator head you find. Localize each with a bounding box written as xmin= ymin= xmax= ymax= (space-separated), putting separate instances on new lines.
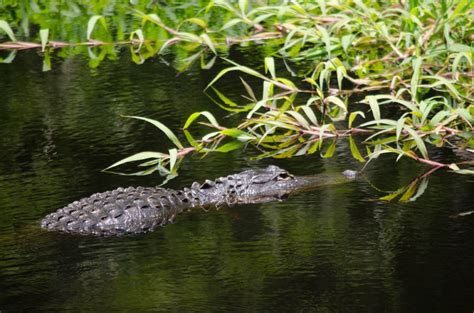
xmin=193 ymin=165 xmax=356 ymax=206
xmin=227 ymin=165 xmax=301 ymax=204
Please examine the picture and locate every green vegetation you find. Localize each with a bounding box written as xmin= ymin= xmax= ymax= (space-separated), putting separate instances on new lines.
xmin=1 ymin=0 xmax=473 ymax=183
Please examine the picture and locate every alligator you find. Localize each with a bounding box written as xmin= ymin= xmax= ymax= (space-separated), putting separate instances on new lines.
xmin=41 ymin=165 xmax=357 ymax=236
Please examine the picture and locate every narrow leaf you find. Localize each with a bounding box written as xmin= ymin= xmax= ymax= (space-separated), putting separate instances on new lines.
xmin=124 ymin=115 xmax=183 ymax=149
xmin=104 ymin=151 xmax=167 ymax=171
xmin=265 ymin=57 xmax=276 ymax=78
xmin=40 ymin=29 xmax=49 ymax=52
xmin=87 ymin=15 xmax=105 ymax=40
xmin=349 ymin=136 xmax=365 ymax=162
xmin=168 ymin=148 xmax=178 ymax=173
xmin=183 ymin=111 xmax=220 ymax=129
xmin=0 ymin=20 xmax=16 ymax=42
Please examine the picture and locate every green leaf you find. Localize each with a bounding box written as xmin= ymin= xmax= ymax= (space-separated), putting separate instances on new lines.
xmin=429 ymin=111 xmax=450 ymax=126
xmin=299 ymin=105 xmax=319 ymax=126
xmin=348 ymin=111 xmax=365 ymax=128
xmin=104 ymin=151 xmax=167 ymax=171
xmin=183 ymin=130 xmax=199 ymax=147
xmin=404 ymin=126 xmax=428 ymax=159
xmin=87 ymin=15 xmax=108 ymax=40
xmin=341 ymin=35 xmax=353 ymax=53
xmin=176 ymin=31 xmax=202 ymax=43
xmin=220 ymin=18 xmax=244 ymax=31
xmin=185 ymin=17 xmax=207 ymax=29
xmin=183 ymin=111 xmax=220 ymax=129
xmin=411 ymin=57 xmax=422 ymax=99
xmin=364 ymin=96 xmax=381 ymax=122
xmin=421 ymin=75 xmax=460 ymax=100
xmin=239 ymin=0 xmax=248 ymax=14
xmin=265 ymin=57 xmax=276 ymax=78
xmin=286 ymin=110 xmax=311 ymax=129
xmin=0 ymin=20 xmax=16 ymax=42
xmin=247 ymin=99 xmax=268 ymax=119
xmin=240 ymin=77 xmax=257 ymax=102
xmin=168 ymin=148 xmax=178 ymax=173
xmin=209 ymin=87 xmax=251 ymax=112
xmin=216 ymin=141 xmax=245 ymax=152
xmin=40 ymin=29 xmax=49 ymax=52
xmin=448 ymin=43 xmax=474 ymax=53
xmin=453 ymin=169 xmax=474 ymax=175
xmin=220 ymin=128 xmax=255 ymax=141
xmin=326 ymin=96 xmax=347 ymax=114
xmin=200 ymin=33 xmax=216 ymax=54
xmin=205 ymin=64 xmax=265 ymax=90
xmin=360 ymin=119 xmax=398 ymax=127
xmin=275 ymin=77 xmax=298 ymax=91
xmin=396 ymin=114 xmax=409 ymax=146
xmin=336 ymin=66 xmax=345 ymax=90
xmin=349 ymin=136 xmax=365 ymax=162
xmin=316 ymin=25 xmax=331 ymax=57
xmin=456 ymin=108 xmax=474 ymax=125
xmin=452 ymin=52 xmax=472 ymax=74
xmin=124 ymin=115 xmax=184 ymax=149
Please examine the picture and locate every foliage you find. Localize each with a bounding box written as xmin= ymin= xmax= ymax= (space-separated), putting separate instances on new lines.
xmin=1 ymin=0 xmax=473 ymax=183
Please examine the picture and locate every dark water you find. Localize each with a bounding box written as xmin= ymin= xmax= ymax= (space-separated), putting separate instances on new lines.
xmin=1 ymin=51 xmax=473 ymax=313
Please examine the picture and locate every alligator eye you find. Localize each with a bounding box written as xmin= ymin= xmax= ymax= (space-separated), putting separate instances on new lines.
xmin=277 ymin=172 xmax=292 ymax=180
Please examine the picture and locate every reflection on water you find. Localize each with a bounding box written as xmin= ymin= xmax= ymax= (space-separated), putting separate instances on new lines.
xmin=1 ymin=50 xmax=473 ymax=312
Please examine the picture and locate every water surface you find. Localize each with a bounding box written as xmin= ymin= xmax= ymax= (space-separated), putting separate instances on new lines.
xmin=1 ymin=50 xmax=473 ymax=312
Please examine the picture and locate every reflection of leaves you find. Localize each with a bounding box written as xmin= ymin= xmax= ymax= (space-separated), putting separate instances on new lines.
xmin=0 ymin=50 xmax=16 ymax=63
xmin=452 ymin=210 xmax=474 ymax=218
xmin=42 ymin=49 xmax=52 ymax=72
xmin=322 ymin=140 xmax=336 ymax=158
xmin=379 ymin=176 xmax=429 ymax=202
xmin=349 ymin=136 xmax=365 ymax=162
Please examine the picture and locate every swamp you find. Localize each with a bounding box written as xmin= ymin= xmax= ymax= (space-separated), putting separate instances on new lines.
xmin=0 ymin=0 xmax=473 ymax=312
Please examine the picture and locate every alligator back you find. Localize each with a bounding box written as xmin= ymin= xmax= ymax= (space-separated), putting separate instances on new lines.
xmin=41 ymin=186 xmax=184 ymax=236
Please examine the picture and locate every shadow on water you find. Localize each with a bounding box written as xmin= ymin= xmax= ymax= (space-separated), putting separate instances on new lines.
xmin=0 ymin=50 xmax=474 ymax=312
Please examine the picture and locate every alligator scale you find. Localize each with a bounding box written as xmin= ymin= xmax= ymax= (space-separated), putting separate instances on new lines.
xmin=41 ymin=166 xmax=356 ymax=236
